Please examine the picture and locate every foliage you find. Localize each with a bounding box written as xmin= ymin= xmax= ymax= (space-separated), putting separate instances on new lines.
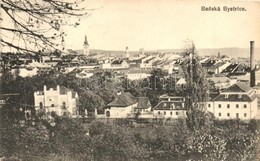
xmin=1 ymin=0 xmax=88 ymax=54
xmin=181 ymin=42 xmax=211 ymax=131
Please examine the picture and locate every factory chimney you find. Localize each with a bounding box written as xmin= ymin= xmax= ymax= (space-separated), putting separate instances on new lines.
xmin=250 ymin=41 xmax=256 ymax=87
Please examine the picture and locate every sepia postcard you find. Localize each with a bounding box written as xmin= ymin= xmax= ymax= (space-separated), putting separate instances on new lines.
xmin=0 ymin=0 xmax=260 ymax=161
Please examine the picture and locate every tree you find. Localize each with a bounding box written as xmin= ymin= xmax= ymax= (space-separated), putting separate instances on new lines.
xmin=182 ymin=42 xmax=211 ymax=131
xmin=1 ymin=0 xmax=88 ymax=54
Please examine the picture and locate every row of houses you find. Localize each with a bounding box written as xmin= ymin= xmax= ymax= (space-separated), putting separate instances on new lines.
xmin=33 ymin=81 xmax=259 ymax=121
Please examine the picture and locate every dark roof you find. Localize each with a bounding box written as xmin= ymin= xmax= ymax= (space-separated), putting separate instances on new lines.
xmin=214 ymin=93 xmax=257 ymax=102
xmin=111 ymin=60 xmax=124 ymax=65
xmin=202 ymin=59 xmax=217 ymax=68
xmin=221 ymin=63 xmax=239 ymax=73
xmin=222 ymin=82 xmax=252 ymax=93
xmin=153 ymin=101 xmax=184 ymax=110
xmin=209 ymin=92 xmax=220 ymax=101
xmin=136 ymin=97 xmax=151 ymax=109
xmin=107 ymin=92 xmax=138 ymax=107
xmin=210 ymin=62 xmax=225 ymax=69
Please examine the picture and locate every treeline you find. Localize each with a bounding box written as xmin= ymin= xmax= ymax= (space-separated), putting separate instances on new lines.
xmin=1 ymin=113 xmax=259 ymax=161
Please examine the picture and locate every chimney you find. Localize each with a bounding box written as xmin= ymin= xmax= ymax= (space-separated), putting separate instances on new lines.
xmin=250 ymin=41 xmax=256 ymax=87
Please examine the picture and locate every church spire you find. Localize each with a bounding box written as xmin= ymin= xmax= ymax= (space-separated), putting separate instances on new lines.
xmin=84 ymin=35 xmax=89 ymax=46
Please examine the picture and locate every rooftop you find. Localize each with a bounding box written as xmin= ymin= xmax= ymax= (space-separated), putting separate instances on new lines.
xmin=222 ymin=82 xmax=252 ymax=93
xmin=107 ymin=92 xmax=138 ymax=107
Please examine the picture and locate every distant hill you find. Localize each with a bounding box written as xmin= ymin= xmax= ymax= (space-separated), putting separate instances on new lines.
xmin=74 ymin=47 xmax=260 ymax=60
xmin=196 ymin=48 xmax=260 ymax=59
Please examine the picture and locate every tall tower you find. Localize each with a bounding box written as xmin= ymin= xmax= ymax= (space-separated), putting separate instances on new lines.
xmin=125 ymin=46 xmax=129 ymax=58
xmin=83 ymin=35 xmax=90 ymax=56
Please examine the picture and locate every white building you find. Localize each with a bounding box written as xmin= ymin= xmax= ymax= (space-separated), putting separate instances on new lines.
xmin=209 ymin=82 xmax=258 ymax=121
xmin=102 ymin=60 xmax=129 ymax=70
xmin=126 ymin=70 xmax=151 ymax=80
xmin=34 ymin=85 xmax=79 ymax=116
xmin=153 ymin=95 xmax=186 ymax=119
xmin=104 ymin=92 xmax=151 ymax=118
xmin=11 ymin=67 xmax=38 ymax=77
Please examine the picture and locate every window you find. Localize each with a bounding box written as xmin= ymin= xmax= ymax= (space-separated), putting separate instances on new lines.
xmin=39 ymin=102 xmax=43 ymax=108
xmin=218 ymin=104 xmax=221 ymax=108
xmin=227 ymin=113 xmax=230 ymax=117
xmin=219 ymin=113 xmax=221 ymax=117
xmin=208 ymin=104 xmax=211 ymax=108
xmin=244 ymin=104 xmax=247 ymax=108
xmin=158 ymin=111 xmax=160 ymax=115
xmin=164 ymin=111 xmax=166 ymax=115
xmin=236 ymin=104 xmax=239 ymax=108
xmin=244 ymin=113 xmax=247 ymax=117
xmin=176 ymin=112 xmax=179 ymax=115
xmin=62 ymin=102 xmax=66 ymax=109
xmin=51 ymin=104 xmax=55 ymax=107
xmin=227 ymin=104 xmax=230 ymax=108
xmin=236 ymin=113 xmax=239 ymax=118
xmin=170 ymin=112 xmax=172 ymax=115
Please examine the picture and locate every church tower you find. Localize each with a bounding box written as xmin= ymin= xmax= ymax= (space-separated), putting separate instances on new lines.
xmin=83 ymin=35 xmax=90 ymax=56
xmin=125 ymin=46 xmax=129 ymax=59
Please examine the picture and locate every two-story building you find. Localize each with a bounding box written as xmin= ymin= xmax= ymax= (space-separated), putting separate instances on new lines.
xmin=211 ymin=82 xmax=257 ymax=121
xmin=153 ymin=94 xmax=186 ymax=119
xmin=34 ymin=85 xmax=79 ymax=116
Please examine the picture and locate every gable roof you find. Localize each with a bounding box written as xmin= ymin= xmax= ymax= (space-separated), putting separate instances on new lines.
xmin=222 ymin=82 xmax=252 ymax=93
xmin=136 ymin=97 xmax=151 ymax=109
xmin=107 ymin=92 xmax=138 ymax=107
xmin=213 ymin=93 xmax=257 ymax=102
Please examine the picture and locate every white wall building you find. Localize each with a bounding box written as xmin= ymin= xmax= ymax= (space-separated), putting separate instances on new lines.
xmin=209 ymin=82 xmax=258 ymax=121
xmin=153 ymin=95 xmax=186 ymax=119
xmin=104 ymin=92 xmax=151 ymax=118
xmin=34 ymin=85 xmax=79 ymax=116
xmin=11 ymin=67 xmax=38 ymax=77
xmin=126 ymin=70 xmax=151 ymax=80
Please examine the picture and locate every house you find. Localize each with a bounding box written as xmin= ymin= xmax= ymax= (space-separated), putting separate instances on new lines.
xmin=102 ymin=60 xmax=129 ymax=70
xmin=134 ymin=97 xmax=152 ymax=113
xmin=126 ymin=70 xmax=151 ymax=80
xmin=153 ymin=94 xmax=186 ymax=119
xmin=208 ymin=76 xmax=237 ymax=89
xmin=140 ymin=56 xmax=156 ymax=69
xmin=211 ymin=82 xmax=258 ymax=121
xmin=11 ymin=66 xmax=38 ymax=77
xmin=208 ymin=61 xmax=231 ymax=75
xmin=110 ymin=60 xmax=129 ymax=69
xmin=221 ymin=63 xmax=250 ymax=76
xmin=104 ymin=92 xmax=151 ymax=118
xmin=34 ymin=85 xmax=79 ymax=116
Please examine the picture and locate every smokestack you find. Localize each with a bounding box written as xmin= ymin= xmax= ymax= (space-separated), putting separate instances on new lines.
xmin=250 ymin=41 xmax=256 ymax=87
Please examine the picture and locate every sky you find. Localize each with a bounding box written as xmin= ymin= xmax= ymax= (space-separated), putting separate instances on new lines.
xmin=63 ymin=0 xmax=260 ymax=51
xmin=1 ymin=0 xmax=260 ymax=52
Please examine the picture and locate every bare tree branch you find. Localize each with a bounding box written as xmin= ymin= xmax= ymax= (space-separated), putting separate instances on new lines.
xmin=1 ymin=0 xmax=88 ymax=54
